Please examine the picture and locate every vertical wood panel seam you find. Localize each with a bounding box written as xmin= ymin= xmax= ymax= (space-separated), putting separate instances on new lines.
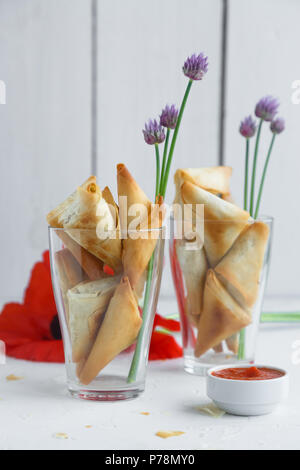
xmin=91 ymin=0 xmax=98 ymax=175
xmin=218 ymin=0 xmax=228 ymax=166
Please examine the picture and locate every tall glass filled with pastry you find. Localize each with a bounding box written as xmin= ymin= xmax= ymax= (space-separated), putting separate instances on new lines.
xmin=48 ymin=165 xmax=165 ymax=400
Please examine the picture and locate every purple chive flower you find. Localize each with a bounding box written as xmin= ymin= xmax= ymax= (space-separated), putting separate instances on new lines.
xmin=270 ymin=117 xmax=285 ymax=134
xmin=183 ymin=53 xmax=208 ymax=81
xmin=143 ymin=119 xmax=165 ymax=145
xmin=160 ymin=104 xmax=179 ymax=129
xmin=239 ymin=115 xmax=257 ymax=138
xmin=255 ymin=96 xmax=279 ymax=121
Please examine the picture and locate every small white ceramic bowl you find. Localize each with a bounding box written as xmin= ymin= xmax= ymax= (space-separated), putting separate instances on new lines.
xmin=207 ymin=364 xmax=289 ymax=416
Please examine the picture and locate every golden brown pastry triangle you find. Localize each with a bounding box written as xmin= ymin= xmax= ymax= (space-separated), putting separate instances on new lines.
xmin=47 ymin=176 xmax=122 ymax=272
xmin=195 ymin=270 xmax=251 ymax=357
xmin=79 ymin=277 xmax=142 ymax=385
xmin=215 ymin=221 xmax=269 ymax=310
xmin=181 ymin=181 xmax=249 ymax=266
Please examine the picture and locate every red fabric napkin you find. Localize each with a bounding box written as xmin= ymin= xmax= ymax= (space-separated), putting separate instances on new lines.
xmin=0 ymin=251 xmax=182 ymax=363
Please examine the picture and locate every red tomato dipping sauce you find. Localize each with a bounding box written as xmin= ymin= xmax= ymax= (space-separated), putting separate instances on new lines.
xmin=212 ymin=366 xmax=285 ymax=381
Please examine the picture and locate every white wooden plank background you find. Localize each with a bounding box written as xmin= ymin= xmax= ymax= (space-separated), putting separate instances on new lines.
xmin=0 ymin=0 xmax=91 ymax=305
xmin=0 ymin=0 xmax=299 ymax=308
xmin=225 ymin=0 xmax=300 ymax=298
xmin=96 ymin=0 xmax=223 ymax=297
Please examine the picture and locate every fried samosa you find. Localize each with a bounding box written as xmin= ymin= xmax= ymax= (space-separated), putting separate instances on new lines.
xmin=79 ymin=277 xmax=142 ymax=385
xmin=195 ymin=270 xmax=251 ymax=357
xmin=215 ymin=221 xmax=269 ymax=310
xmin=47 ymin=176 xmax=122 ymax=272
xmin=117 ymin=164 xmax=164 ymax=289
xmin=181 ymin=181 xmax=250 ymax=267
xmin=55 ymin=248 xmax=87 ymax=321
xmin=67 ymin=276 xmax=120 ymax=363
xmin=174 ymin=166 xmax=232 ymax=204
xmin=175 ymin=241 xmax=208 ymax=325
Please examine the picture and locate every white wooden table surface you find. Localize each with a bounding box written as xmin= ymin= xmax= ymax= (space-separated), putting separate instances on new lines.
xmin=0 ymin=297 xmax=299 ymax=450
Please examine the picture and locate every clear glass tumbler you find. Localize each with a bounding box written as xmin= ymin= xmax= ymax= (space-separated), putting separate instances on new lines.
xmin=49 ymin=227 xmax=165 ymax=400
xmin=170 ymin=215 xmax=273 ymax=376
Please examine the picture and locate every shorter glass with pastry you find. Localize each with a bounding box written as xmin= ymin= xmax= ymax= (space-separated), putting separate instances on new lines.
xmin=47 ymin=164 xmax=165 ymax=400
xmin=170 ymin=96 xmax=284 ymax=375
xmin=170 ymin=166 xmax=273 ymax=375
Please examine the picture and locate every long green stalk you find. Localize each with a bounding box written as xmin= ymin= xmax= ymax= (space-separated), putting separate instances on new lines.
xmin=254 ymin=134 xmax=276 ymax=219
xmin=160 ymin=79 xmax=193 ymax=198
xmin=127 ymin=79 xmax=194 ymax=383
xmin=155 ymin=143 xmax=160 ymax=198
xmin=127 ymin=146 xmax=159 ymax=382
xmin=237 ymin=329 xmax=246 ymax=360
xmin=128 ymin=142 xmax=162 ymax=382
xmin=239 ymin=120 xmax=263 ymax=358
xmin=127 ymin=256 xmax=154 ymax=383
xmin=159 ymin=128 xmax=170 ymax=194
xmin=167 ymin=312 xmax=300 ymax=323
xmin=238 ymin=139 xmax=251 ymax=360
xmin=249 ymin=118 xmax=263 ymax=217
xmin=244 ymin=139 xmax=250 ymax=211
xmin=261 ymin=312 xmax=300 ymax=323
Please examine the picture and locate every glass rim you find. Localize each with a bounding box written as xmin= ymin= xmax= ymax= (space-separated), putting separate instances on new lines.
xmin=48 ymin=225 xmax=166 ymax=234
xmin=170 ymin=214 xmax=274 ymax=223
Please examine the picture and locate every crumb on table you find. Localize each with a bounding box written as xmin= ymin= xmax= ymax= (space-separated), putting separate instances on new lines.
xmin=6 ymin=374 xmax=23 ymax=381
xmin=155 ymin=431 xmax=185 ymax=439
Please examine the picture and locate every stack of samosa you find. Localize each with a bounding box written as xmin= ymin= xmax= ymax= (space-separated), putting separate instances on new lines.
xmin=117 ymin=164 xmax=164 ymax=292
xmin=173 ymin=167 xmax=269 ymax=355
xmin=47 ymin=165 xmax=162 ymax=385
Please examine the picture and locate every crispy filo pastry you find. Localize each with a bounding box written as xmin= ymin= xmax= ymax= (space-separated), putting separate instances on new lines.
xmin=117 ymin=164 xmax=152 ymax=229
xmin=181 ymin=181 xmax=250 ymax=267
xmin=47 ymin=176 xmax=122 ymax=272
xmin=67 ymin=276 xmax=120 ymax=363
xmin=55 ymin=249 xmax=88 ymax=322
xmin=79 ymin=277 xmax=142 ymax=385
xmin=175 ymin=241 xmax=208 ymax=326
xmin=174 ymin=166 xmax=232 ymax=204
xmin=121 ymin=201 xmax=164 ymax=289
xmin=215 ymin=221 xmax=269 ymax=310
xmin=195 ymin=270 xmax=251 ymax=357
xmin=102 ymin=185 xmax=121 ymax=231
xmin=117 ymin=164 xmax=164 ymax=289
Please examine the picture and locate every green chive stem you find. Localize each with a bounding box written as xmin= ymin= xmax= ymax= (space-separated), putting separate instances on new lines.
xmin=155 ymin=143 xmax=160 ymax=198
xmin=254 ymin=134 xmax=276 ymax=219
xmin=244 ymin=139 xmax=250 ymax=211
xmin=249 ymin=118 xmax=263 ymax=216
xmin=159 ymin=128 xmax=170 ymax=194
xmin=160 ymin=79 xmax=193 ymax=198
